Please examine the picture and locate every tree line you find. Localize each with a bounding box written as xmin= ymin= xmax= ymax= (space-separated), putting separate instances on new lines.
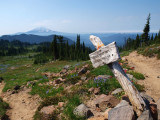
xmin=0 ymin=40 xmax=30 ymax=56
xmin=38 ymin=35 xmax=92 ymax=61
xmin=120 ymin=14 xmax=160 ymax=51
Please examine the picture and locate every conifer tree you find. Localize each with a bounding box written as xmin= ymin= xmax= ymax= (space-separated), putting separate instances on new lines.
xmin=53 ymin=35 xmax=58 ymax=60
xmin=65 ymin=40 xmax=69 ymax=59
xmin=142 ymin=13 xmax=151 ymax=46
xmin=76 ymin=34 xmax=80 ymax=60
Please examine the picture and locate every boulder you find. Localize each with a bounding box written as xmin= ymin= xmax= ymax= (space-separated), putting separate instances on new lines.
xmin=64 ymin=65 xmax=70 ymax=70
xmin=73 ymin=104 xmax=94 ymax=118
xmin=94 ymin=94 xmax=119 ymax=111
xmin=40 ymin=105 xmax=56 ymax=120
xmin=108 ymin=100 xmax=135 ymax=120
xmin=111 ymin=88 xmax=123 ymax=95
xmin=137 ymin=110 xmax=153 ymax=120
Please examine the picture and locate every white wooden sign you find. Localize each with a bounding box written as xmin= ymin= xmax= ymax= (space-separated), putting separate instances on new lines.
xmin=89 ymin=35 xmax=146 ymax=116
xmin=89 ymin=42 xmax=120 ymax=68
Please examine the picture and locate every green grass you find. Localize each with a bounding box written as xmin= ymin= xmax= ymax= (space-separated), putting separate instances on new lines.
xmin=63 ymin=95 xmax=85 ymax=120
xmin=133 ymin=82 xmax=145 ymax=92
xmin=87 ymin=77 xmax=121 ymax=94
xmin=30 ymin=83 xmax=64 ymax=98
xmin=0 ymin=97 xmax=9 ymax=119
xmin=0 ymin=55 xmax=81 ymax=92
xmin=137 ymin=44 xmax=160 ymax=59
xmin=90 ymin=65 xmax=113 ymax=76
xmin=129 ymin=71 xmax=145 ymax=80
xmin=120 ymin=50 xmax=132 ymax=57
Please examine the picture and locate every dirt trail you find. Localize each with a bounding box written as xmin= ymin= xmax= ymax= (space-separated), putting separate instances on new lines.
xmin=125 ymin=51 xmax=160 ymax=101
xmin=0 ymin=83 xmax=41 ymax=120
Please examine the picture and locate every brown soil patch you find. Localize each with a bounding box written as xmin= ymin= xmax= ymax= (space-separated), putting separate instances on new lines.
xmin=0 ymin=83 xmax=41 ymax=120
xmin=125 ymin=51 xmax=160 ymax=101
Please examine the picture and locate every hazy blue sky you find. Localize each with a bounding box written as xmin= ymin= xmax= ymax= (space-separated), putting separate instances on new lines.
xmin=0 ymin=0 xmax=160 ymax=35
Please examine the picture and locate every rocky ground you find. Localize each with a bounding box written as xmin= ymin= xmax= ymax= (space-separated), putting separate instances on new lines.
xmin=0 ymin=82 xmax=41 ymax=120
xmin=0 ymin=52 xmax=160 ymax=120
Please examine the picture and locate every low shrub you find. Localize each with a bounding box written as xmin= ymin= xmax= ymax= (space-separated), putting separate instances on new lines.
xmin=129 ymin=71 xmax=145 ymax=80
xmin=34 ymin=54 xmax=49 ymax=64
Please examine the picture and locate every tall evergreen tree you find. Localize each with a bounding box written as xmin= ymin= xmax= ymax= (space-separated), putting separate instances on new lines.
xmin=58 ymin=36 xmax=64 ymax=60
xmin=65 ymin=40 xmax=69 ymax=59
xmin=52 ymin=35 xmax=58 ymax=60
xmin=76 ymin=34 xmax=80 ymax=60
xmin=157 ymin=30 xmax=160 ymax=44
xmin=142 ymin=13 xmax=151 ymax=46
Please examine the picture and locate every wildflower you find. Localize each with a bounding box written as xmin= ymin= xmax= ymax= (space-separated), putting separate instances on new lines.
xmin=46 ymin=90 xmax=49 ymax=94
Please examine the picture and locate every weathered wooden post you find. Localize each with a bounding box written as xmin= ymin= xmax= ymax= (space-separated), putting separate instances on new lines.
xmin=89 ymin=35 xmax=146 ymax=116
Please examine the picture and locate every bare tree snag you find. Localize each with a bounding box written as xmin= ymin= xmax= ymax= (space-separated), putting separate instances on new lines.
xmin=89 ymin=35 xmax=146 ymax=116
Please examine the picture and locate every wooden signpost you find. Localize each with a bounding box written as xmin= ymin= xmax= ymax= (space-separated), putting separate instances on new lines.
xmin=89 ymin=35 xmax=146 ymax=116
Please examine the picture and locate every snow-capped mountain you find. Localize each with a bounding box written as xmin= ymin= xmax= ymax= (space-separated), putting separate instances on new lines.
xmin=24 ymin=27 xmax=62 ymax=36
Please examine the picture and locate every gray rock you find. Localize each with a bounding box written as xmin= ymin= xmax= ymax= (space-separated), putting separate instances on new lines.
xmin=111 ymin=88 xmax=123 ymax=95
xmin=137 ymin=110 xmax=153 ymax=120
xmin=64 ymin=65 xmax=71 ymax=70
xmin=127 ymin=74 xmax=134 ymax=80
xmin=157 ymin=98 xmax=160 ymax=110
xmin=114 ymin=100 xmax=129 ymax=108
xmin=108 ymin=100 xmax=135 ymax=120
xmin=140 ymin=92 xmax=155 ymax=102
xmin=73 ymin=104 xmax=93 ymax=118
xmin=81 ymin=76 xmax=87 ymax=80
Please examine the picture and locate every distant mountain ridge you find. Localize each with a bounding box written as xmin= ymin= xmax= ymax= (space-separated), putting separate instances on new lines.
xmin=0 ymin=34 xmax=74 ymax=45
xmin=1 ymin=27 xmax=153 ymax=48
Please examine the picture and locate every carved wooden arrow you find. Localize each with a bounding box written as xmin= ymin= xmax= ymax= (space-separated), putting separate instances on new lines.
xmin=89 ymin=35 xmax=146 ymax=116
